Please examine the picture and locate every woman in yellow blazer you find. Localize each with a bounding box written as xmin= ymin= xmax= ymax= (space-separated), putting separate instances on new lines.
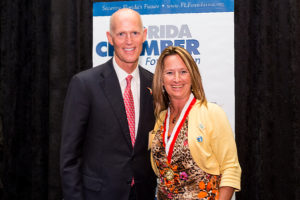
xmin=149 ymin=46 xmax=241 ymax=200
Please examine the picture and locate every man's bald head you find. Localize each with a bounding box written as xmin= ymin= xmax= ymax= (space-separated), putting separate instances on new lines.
xmin=109 ymin=8 xmax=144 ymax=33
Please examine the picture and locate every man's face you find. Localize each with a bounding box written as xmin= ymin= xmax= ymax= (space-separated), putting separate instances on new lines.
xmin=107 ymin=13 xmax=147 ymax=71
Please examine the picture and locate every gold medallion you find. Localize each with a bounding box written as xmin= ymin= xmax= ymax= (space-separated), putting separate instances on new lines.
xmin=165 ymin=169 xmax=174 ymax=181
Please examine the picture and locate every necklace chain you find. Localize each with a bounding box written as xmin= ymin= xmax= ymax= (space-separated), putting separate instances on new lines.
xmin=172 ymin=117 xmax=176 ymax=124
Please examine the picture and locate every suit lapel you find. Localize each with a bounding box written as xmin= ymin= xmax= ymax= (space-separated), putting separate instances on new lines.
xmin=99 ymin=60 xmax=133 ymax=149
xmin=135 ymin=67 xmax=152 ymax=146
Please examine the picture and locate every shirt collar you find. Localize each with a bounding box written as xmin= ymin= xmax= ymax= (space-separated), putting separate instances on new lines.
xmin=113 ymin=57 xmax=139 ymax=82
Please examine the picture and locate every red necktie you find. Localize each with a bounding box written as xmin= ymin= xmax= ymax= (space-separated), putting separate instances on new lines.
xmin=124 ymin=75 xmax=135 ymax=147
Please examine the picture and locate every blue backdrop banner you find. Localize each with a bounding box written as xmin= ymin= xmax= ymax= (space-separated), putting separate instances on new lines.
xmin=93 ymin=0 xmax=234 ymax=16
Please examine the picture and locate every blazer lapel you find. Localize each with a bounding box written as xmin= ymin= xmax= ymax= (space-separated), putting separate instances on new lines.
xmin=99 ymin=60 xmax=133 ymax=149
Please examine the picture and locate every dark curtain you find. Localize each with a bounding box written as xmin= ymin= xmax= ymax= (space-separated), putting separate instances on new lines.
xmin=48 ymin=0 xmax=92 ymax=199
xmin=235 ymin=0 xmax=300 ymax=200
xmin=0 ymin=0 xmax=92 ymax=199
xmin=0 ymin=1 xmax=50 ymax=199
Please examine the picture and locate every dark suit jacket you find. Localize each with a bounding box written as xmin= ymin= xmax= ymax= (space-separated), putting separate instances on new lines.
xmin=60 ymin=59 xmax=157 ymax=200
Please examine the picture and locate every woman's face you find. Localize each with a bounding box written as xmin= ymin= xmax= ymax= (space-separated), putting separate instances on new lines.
xmin=162 ymin=54 xmax=192 ymax=102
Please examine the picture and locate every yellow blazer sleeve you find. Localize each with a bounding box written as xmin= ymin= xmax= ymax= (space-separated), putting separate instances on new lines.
xmin=208 ymin=103 xmax=241 ymax=191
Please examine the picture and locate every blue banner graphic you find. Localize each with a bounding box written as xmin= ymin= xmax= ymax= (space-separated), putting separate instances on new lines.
xmin=93 ymin=0 xmax=234 ymax=16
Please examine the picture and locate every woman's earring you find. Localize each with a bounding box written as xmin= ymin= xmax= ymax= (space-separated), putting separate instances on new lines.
xmin=162 ymin=86 xmax=166 ymax=93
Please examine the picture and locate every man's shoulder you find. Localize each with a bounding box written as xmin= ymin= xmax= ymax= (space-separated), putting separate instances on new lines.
xmin=139 ymin=65 xmax=153 ymax=80
xmin=75 ymin=59 xmax=113 ymax=79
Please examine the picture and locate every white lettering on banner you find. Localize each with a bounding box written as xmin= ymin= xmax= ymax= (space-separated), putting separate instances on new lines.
xmin=102 ymin=5 xmax=121 ymax=11
xmin=143 ymin=4 xmax=159 ymax=9
xmin=123 ymin=4 xmax=143 ymax=10
xmin=166 ymin=4 xmax=180 ymax=9
xmin=180 ymin=2 xmax=225 ymax=8
xmin=148 ymin=25 xmax=192 ymax=39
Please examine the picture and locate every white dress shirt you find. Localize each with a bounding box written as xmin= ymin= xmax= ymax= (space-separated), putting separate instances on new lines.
xmin=113 ymin=57 xmax=140 ymax=138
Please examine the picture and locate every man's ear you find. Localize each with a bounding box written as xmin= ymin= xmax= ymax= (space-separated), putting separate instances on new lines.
xmin=106 ymin=31 xmax=113 ymax=46
xmin=143 ymin=28 xmax=147 ymax=42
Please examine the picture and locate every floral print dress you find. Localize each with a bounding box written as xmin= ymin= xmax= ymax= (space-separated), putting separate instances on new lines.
xmin=152 ymin=118 xmax=221 ymax=200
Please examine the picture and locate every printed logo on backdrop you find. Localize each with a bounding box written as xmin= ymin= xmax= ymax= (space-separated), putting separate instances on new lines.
xmin=95 ymin=24 xmax=200 ymax=68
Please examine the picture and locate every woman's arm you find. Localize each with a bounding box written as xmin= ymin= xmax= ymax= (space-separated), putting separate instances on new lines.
xmin=219 ymin=186 xmax=234 ymax=200
xmin=209 ymin=103 xmax=241 ymax=190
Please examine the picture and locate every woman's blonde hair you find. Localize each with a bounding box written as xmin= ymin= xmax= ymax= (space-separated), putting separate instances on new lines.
xmin=152 ymin=46 xmax=207 ymax=120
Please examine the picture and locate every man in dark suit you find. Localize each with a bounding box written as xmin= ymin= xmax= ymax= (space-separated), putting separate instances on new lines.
xmin=60 ymin=8 xmax=156 ymax=200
